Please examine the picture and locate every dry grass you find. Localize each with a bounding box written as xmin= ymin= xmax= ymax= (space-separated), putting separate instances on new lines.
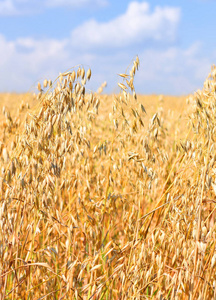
xmin=0 ymin=58 xmax=216 ymax=299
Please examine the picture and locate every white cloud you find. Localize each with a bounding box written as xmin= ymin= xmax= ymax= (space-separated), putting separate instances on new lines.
xmin=0 ymin=31 xmax=213 ymax=95
xmin=135 ymin=43 xmax=212 ymax=94
xmin=0 ymin=34 xmax=70 ymax=92
xmin=71 ymin=1 xmax=181 ymax=48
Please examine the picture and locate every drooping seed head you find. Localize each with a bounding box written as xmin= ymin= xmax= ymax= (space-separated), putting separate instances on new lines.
xmin=87 ymin=68 xmax=92 ymax=80
xmin=37 ymin=82 xmax=42 ymax=92
xmin=43 ymin=79 xmax=48 ymax=88
xmin=77 ymin=67 xmax=81 ymax=78
xmin=81 ymin=68 xmax=85 ymax=80
xmin=71 ymin=70 xmax=76 ymax=83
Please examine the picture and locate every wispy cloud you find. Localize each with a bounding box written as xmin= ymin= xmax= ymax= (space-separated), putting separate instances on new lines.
xmin=0 ymin=0 xmax=108 ymax=16
xmin=45 ymin=0 xmax=108 ymax=8
xmin=0 ymin=0 xmax=19 ymax=16
xmin=71 ymin=1 xmax=181 ymax=48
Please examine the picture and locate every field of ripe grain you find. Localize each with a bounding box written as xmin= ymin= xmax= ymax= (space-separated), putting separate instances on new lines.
xmin=0 ymin=58 xmax=216 ymax=299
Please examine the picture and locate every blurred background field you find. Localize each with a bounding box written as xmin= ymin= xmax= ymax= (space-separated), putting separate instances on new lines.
xmin=0 ymin=93 xmax=188 ymax=138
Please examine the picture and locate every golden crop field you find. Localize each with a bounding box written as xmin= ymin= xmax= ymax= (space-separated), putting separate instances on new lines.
xmin=0 ymin=57 xmax=216 ymax=299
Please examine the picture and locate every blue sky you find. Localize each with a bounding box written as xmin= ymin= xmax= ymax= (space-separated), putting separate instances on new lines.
xmin=0 ymin=0 xmax=215 ymax=95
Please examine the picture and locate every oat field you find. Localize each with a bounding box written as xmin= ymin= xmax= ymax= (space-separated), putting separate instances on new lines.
xmin=0 ymin=57 xmax=216 ymax=299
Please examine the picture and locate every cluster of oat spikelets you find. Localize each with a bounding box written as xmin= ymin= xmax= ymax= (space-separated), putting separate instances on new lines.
xmin=0 ymin=58 xmax=216 ymax=299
